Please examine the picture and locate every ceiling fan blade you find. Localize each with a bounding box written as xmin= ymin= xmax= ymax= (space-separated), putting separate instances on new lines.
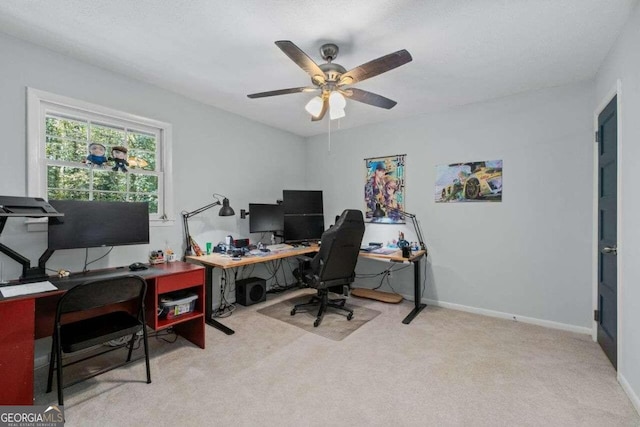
xmin=311 ymin=98 xmax=329 ymax=121
xmin=247 ymin=87 xmax=317 ymax=99
xmin=275 ymin=41 xmax=326 ymax=85
xmin=339 ymin=49 xmax=412 ymax=86
xmin=343 ymin=88 xmax=398 ymax=109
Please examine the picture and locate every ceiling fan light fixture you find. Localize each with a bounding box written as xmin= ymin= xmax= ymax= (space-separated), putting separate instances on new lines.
xmin=305 ymin=96 xmax=324 ymax=117
xmin=329 ymin=91 xmax=346 ymax=110
xmin=247 ymin=41 xmax=413 ymax=122
xmin=330 ymin=106 xmax=345 ymax=120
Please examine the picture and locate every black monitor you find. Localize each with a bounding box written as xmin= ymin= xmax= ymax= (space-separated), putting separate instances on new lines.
xmin=283 ymin=190 xmax=323 ymax=215
xmin=249 ymin=203 xmax=284 ymax=233
xmin=48 ymin=200 xmax=150 ymax=250
xmin=283 ymin=214 xmax=325 ymax=244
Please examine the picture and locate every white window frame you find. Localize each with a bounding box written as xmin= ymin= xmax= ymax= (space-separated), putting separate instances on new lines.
xmin=26 ymin=88 xmax=174 ymax=225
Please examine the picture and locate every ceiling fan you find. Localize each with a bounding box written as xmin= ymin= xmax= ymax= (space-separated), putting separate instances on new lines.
xmin=247 ymin=41 xmax=412 ymax=121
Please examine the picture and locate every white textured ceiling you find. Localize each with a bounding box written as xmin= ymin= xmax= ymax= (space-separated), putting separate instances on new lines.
xmin=0 ymin=0 xmax=636 ymax=137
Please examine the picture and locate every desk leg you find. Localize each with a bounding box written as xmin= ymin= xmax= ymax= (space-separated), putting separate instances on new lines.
xmin=402 ymin=255 xmax=427 ymax=324
xmin=204 ymin=266 xmax=235 ymax=335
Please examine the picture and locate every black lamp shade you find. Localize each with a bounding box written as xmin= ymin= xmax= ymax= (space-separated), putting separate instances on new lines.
xmin=218 ymin=198 xmax=235 ymax=216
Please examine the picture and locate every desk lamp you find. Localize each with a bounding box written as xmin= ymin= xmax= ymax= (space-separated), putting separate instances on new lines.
xmin=182 ymin=194 xmax=235 ymax=258
xmin=372 ymin=203 xmax=426 ymax=251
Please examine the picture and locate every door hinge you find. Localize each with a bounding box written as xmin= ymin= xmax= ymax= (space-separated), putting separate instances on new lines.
xmin=594 ymin=309 xmax=600 ymax=322
xmin=595 ymin=130 xmax=601 ymax=143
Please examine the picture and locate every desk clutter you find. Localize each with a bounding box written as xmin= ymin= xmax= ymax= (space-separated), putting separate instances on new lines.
xmin=195 ymin=237 xmax=297 ymax=258
xmin=149 ymin=248 xmax=177 ymax=264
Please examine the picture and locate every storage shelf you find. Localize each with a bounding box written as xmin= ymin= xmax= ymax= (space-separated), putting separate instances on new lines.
xmin=156 ymin=311 xmax=204 ymax=330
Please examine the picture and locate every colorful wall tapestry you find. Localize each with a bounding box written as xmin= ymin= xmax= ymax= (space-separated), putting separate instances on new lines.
xmin=364 ymin=154 xmax=406 ymax=223
xmin=435 ymin=159 xmax=503 ymax=203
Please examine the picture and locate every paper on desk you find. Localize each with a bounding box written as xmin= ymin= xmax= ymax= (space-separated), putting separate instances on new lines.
xmin=370 ymin=247 xmax=397 ymax=255
xmin=0 ymin=281 xmax=58 ymax=298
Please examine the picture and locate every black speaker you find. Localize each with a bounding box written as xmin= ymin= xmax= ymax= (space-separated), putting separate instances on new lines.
xmin=235 ymin=277 xmax=266 ymax=306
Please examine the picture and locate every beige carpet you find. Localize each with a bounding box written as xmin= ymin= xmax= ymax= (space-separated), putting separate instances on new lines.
xmin=33 ymin=289 xmax=640 ymax=427
xmin=257 ymin=291 xmax=381 ymax=341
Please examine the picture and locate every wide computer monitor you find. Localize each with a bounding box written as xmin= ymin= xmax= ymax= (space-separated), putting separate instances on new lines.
xmin=283 ymin=214 xmax=325 ymax=244
xmin=48 ymin=200 xmax=150 ymax=250
xmin=249 ymin=203 xmax=284 ymax=233
xmin=283 ymin=190 xmax=323 ymax=215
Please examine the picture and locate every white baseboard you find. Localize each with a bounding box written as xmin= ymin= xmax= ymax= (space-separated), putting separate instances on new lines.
xmin=619 ymin=373 xmax=640 ymax=416
xmin=412 ymin=296 xmax=592 ymax=335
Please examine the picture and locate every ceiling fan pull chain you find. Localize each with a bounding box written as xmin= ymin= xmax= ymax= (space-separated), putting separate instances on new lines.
xmin=328 ymin=117 xmax=331 ymax=153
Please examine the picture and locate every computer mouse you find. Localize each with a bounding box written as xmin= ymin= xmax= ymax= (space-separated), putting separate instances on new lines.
xmin=260 ymin=248 xmax=270 ymax=252
xmin=129 ymin=262 xmax=148 ymax=271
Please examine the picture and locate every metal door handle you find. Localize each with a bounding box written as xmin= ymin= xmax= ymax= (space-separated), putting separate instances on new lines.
xmin=602 ymin=245 xmax=617 ymax=255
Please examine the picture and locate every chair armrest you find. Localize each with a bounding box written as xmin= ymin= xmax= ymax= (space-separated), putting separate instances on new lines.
xmin=296 ymin=255 xmax=314 ymax=263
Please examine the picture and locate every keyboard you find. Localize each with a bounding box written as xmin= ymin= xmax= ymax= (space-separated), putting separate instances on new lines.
xmin=266 ymin=243 xmax=294 ymax=251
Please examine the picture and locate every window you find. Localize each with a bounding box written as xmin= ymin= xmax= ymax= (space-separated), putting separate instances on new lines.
xmin=27 ymin=88 xmax=173 ymax=223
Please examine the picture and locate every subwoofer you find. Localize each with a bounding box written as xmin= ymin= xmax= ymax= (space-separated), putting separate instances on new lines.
xmin=235 ymin=277 xmax=267 ymax=306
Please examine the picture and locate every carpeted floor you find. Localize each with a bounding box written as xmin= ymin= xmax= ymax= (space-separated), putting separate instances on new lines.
xmin=34 ymin=288 xmax=640 ymax=427
xmin=257 ymin=291 xmax=381 ymax=340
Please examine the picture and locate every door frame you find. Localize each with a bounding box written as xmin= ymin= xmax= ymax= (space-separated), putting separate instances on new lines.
xmin=592 ymin=80 xmax=622 ymax=370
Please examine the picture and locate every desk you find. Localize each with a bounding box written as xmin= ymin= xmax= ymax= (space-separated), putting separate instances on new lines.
xmin=186 ymin=247 xmax=428 ymax=333
xmin=0 ymin=261 xmax=205 ymax=405
xmin=186 ymin=246 xmax=318 ymax=335
xmin=359 ymin=249 xmax=428 ymax=324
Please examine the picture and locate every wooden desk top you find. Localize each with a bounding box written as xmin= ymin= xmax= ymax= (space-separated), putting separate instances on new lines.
xmin=186 ymin=247 xmax=426 ymax=269
xmin=359 ymin=249 xmax=427 ymax=263
xmin=186 ymin=246 xmax=318 ymax=269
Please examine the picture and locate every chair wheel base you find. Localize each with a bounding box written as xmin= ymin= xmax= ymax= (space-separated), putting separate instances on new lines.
xmin=292 ymin=289 xmax=354 ymax=327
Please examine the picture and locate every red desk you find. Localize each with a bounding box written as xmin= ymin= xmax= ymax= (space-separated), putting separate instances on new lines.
xmin=0 ymin=261 xmax=205 ymax=405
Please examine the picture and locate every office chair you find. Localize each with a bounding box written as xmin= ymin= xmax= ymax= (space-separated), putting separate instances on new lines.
xmin=46 ymin=275 xmax=151 ymax=406
xmin=291 ymin=209 xmax=365 ymax=327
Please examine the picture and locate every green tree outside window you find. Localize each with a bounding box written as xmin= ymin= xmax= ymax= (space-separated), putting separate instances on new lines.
xmin=45 ymin=115 xmax=159 ymax=214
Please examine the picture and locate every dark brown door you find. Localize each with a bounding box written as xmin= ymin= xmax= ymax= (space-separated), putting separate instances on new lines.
xmin=597 ymin=95 xmax=617 ymax=369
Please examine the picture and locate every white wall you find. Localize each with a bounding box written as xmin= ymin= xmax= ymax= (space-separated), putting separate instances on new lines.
xmin=0 ymin=32 xmax=306 ymax=284
xmin=595 ymin=1 xmax=640 ymax=412
xmin=306 ymin=81 xmax=595 ymax=331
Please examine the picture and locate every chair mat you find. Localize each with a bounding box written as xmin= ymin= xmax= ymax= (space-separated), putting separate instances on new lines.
xmin=257 ymin=293 xmax=381 ymax=341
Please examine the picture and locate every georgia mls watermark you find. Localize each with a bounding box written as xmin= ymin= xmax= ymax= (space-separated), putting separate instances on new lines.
xmin=0 ymin=405 xmax=64 ymax=427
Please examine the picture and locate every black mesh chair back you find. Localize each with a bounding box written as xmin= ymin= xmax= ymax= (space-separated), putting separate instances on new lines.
xmin=291 ymin=210 xmax=365 ymax=327
xmin=46 ymin=274 xmax=151 ymax=406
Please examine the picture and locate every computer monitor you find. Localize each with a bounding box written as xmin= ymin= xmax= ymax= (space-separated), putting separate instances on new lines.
xmin=283 ymin=214 xmax=325 ymax=244
xmin=249 ymin=203 xmax=284 ymax=233
xmin=283 ymin=190 xmax=323 ymax=215
xmin=48 ymin=200 xmax=150 ymax=250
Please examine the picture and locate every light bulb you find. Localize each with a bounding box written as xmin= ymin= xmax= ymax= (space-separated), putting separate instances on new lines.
xmin=330 ymin=107 xmax=345 ymax=120
xmin=305 ymin=96 xmax=324 ymax=117
xmin=329 ymin=91 xmax=346 ymax=110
